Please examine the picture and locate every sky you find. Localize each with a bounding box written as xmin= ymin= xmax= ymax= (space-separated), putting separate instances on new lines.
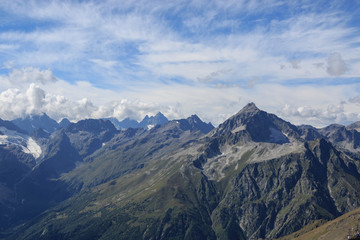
xmin=0 ymin=0 xmax=360 ymax=127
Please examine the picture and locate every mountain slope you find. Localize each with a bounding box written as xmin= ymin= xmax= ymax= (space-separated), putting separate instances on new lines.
xmin=279 ymin=206 xmax=360 ymax=240
xmin=210 ymin=138 xmax=360 ymax=239
xmin=11 ymin=131 xmax=82 ymax=226
xmin=0 ymin=120 xmax=40 ymax=231
xmin=64 ymin=119 xmax=118 ymax=158
xmin=63 ymin=115 xmax=213 ymax=191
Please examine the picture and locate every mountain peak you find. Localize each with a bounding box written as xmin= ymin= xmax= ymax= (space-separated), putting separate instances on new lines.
xmin=170 ymin=115 xmax=214 ymax=134
xmin=212 ymin=102 xmax=300 ymax=143
xmin=187 ymin=114 xmax=201 ymax=122
xmin=155 ymin=112 xmax=165 ymax=118
xmin=58 ymin=118 xmax=71 ymax=129
xmin=239 ymin=102 xmax=260 ymax=114
xmin=140 ymin=112 xmax=168 ymax=129
xmin=12 ymin=113 xmax=59 ymax=134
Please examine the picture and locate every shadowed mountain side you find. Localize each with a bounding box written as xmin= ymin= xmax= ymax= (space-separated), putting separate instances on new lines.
xmin=64 ymin=119 xmax=118 ymax=158
xmin=13 ymin=131 xmax=82 ymax=223
xmin=63 ymin=116 xmax=214 ymax=192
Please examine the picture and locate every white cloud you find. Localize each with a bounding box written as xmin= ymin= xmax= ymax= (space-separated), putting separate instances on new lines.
xmin=280 ymin=102 xmax=358 ymax=127
xmin=326 ymin=52 xmax=347 ymax=76
xmin=26 ymin=83 xmax=46 ymax=114
xmin=0 ymin=83 xmax=183 ymax=122
xmin=8 ymin=67 xmax=58 ymax=85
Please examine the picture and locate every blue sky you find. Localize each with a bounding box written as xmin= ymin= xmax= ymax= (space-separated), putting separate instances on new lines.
xmin=0 ymin=0 xmax=359 ymax=126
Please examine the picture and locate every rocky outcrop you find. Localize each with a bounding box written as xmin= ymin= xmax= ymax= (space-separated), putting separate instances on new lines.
xmin=211 ymin=138 xmax=360 ymax=239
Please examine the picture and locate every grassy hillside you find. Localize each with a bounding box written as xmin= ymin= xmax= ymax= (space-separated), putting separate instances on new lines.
xmin=279 ymin=207 xmax=360 ymax=240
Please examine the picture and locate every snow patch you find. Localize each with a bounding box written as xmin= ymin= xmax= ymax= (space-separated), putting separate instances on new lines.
xmin=0 ymin=127 xmax=42 ymax=159
xmin=24 ymin=138 xmax=42 ymax=159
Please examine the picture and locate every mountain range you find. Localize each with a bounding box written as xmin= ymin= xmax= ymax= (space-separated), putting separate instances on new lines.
xmin=105 ymin=112 xmax=170 ymax=130
xmin=1 ymin=103 xmax=360 ymax=239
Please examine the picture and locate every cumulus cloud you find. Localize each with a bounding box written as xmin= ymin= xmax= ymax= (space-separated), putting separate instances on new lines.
xmin=26 ymin=83 xmax=46 ymax=113
xmin=349 ymin=96 xmax=360 ymax=104
xmin=327 ymin=52 xmax=347 ymax=76
xmin=0 ymin=84 xmax=49 ymax=119
xmin=5 ymin=67 xmax=58 ymax=85
xmin=0 ymin=84 xmax=182 ymax=122
xmin=280 ymin=102 xmax=351 ymax=127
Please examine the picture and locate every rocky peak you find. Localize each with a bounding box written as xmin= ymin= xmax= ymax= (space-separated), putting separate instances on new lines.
xmin=212 ymin=103 xmax=300 ymax=144
xmin=187 ymin=114 xmax=201 ymax=124
xmin=158 ymin=115 xmax=214 ymax=135
xmin=185 ymin=115 xmax=214 ymax=134
xmin=139 ymin=112 xmax=168 ymax=129
xmin=58 ymin=118 xmax=71 ymax=129
xmin=154 ymin=112 xmax=168 ymax=121
xmin=239 ymin=102 xmax=260 ymax=114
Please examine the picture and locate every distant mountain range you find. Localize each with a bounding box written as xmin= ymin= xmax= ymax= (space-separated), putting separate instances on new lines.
xmin=1 ymin=103 xmax=360 ymax=240
xmin=12 ymin=113 xmax=65 ymax=134
xmin=105 ymin=112 xmax=170 ymax=130
xmin=10 ymin=112 xmax=171 ymax=134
